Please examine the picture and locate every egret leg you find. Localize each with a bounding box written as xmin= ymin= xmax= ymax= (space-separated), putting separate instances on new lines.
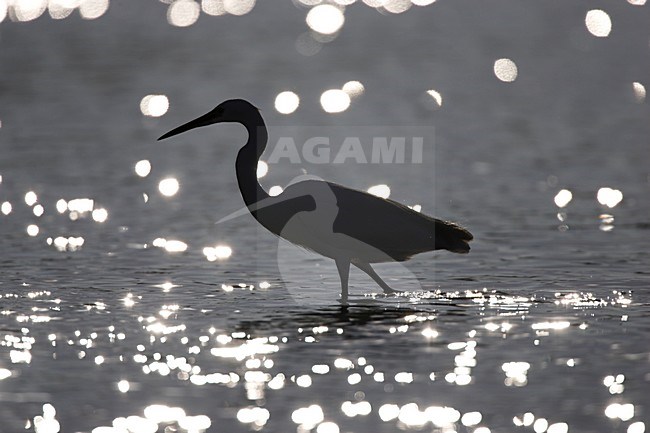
xmin=335 ymin=259 xmax=350 ymax=304
xmin=353 ymin=261 xmax=401 ymax=295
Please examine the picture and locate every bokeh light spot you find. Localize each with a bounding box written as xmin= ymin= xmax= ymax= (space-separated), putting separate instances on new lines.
xmin=256 ymin=160 xmax=268 ymax=178
xmin=201 ymin=0 xmax=226 ymax=15
xmin=223 ymin=0 xmax=255 ymax=15
xmin=1 ymin=202 xmax=12 ymax=215
xmin=27 ymin=224 xmax=39 ymax=237
xmin=12 ymin=0 xmax=47 ymax=22
xmin=306 ymin=4 xmax=344 ymax=35
xmin=342 ymin=81 xmax=365 ymax=98
xmin=367 ymin=184 xmax=390 ymax=199
xmin=274 ymin=91 xmax=300 ymax=114
xmin=167 ymin=0 xmax=200 ymax=27
xmin=628 ymin=422 xmax=646 ymax=433
xmin=554 ymin=189 xmax=572 ymax=208
xmin=383 ymin=0 xmax=412 ymax=14
xmin=140 ymin=95 xmax=169 ymax=117
xmin=159 ymin=178 xmax=180 ymax=197
xmin=135 ymin=160 xmax=152 ymax=177
xmin=632 ymin=82 xmax=646 ymax=102
xmin=269 ymin=186 xmax=283 ymax=196
xmin=494 ymin=58 xmax=518 ymax=82
xmin=92 ymin=208 xmax=108 ymax=223
xmin=426 ymin=89 xmax=443 ymax=106
xmin=597 ymin=187 xmax=623 ymax=208
xmin=117 ymin=380 xmax=130 ymax=393
xmin=320 ymin=89 xmax=351 ymax=113
xmin=0 ymin=1 xmax=7 ymax=23
xmin=585 ymin=9 xmax=611 ymax=37
xmin=203 ymin=245 xmax=232 ymax=261
xmin=25 ymin=191 xmax=38 ymax=206
xmin=33 ymin=204 xmax=44 ymax=217
xmin=79 ymin=0 xmax=109 ymax=20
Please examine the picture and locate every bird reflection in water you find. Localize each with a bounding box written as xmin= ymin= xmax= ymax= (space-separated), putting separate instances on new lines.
xmin=159 ymin=99 xmax=472 ymax=303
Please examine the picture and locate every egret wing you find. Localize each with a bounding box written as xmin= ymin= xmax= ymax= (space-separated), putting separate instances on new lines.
xmin=326 ymin=182 xmax=472 ymax=261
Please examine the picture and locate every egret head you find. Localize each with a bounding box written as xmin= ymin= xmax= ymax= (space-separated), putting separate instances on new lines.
xmin=158 ymin=99 xmax=260 ymax=140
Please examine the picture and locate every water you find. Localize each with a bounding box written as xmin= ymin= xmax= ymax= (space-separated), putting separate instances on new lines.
xmin=1 ymin=1 xmax=650 ymax=432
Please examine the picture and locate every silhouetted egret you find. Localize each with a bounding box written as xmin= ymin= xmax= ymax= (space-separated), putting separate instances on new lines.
xmin=159 ymin=99 xmax=473 ymax=302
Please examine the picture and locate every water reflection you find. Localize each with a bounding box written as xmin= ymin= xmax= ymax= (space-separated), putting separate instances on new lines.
xmin=502 ymin=361 xmax=530 ymax=386
xmin=202 ymin=244 xmax=232 ymax=261
xmin=292 ymin=405 xmax=325 ymax=429
xmin=47 ymin=235 xmax=85 ymax=251
xmin=237 ymin=406 xmax=270 ymax=427
xmin=604 ymin=373 xmax=625 ymax=394
xmin=2 ymin=282 xmax=644 ymax=433
xmin=605 ymin=403 xmax=635 ymax=421
xmin=89 ymin=404 xmax=211 ymax=433
xmin=341 ymin=400 xmax=372 ymax=417
xmin=599 ymin=213 xmax=615 ymax=231
xmin=32 ymin=403 xmax=60 ymax=433
xmin=152 ymin=237 xmax=188 ymax=252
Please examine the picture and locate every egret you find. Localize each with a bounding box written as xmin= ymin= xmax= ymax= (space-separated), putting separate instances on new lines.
xmin=159 ymin=99 xmax=473 ymax=302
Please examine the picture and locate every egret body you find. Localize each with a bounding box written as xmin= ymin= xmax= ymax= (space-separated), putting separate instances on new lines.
xmin=159 ymin=99 xmax=473 ymax=302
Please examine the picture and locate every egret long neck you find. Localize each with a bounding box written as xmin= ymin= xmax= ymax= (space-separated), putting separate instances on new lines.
xmin=236 ymin=111 xmax=270 ymax=207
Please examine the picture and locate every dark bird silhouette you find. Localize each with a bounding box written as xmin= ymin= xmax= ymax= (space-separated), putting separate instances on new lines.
xmin=159 ymin=99 xmax=473 ymax=302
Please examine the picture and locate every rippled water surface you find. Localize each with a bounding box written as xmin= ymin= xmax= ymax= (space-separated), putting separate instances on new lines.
xmin=1 ymin=1 xmax=650 ymax=433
